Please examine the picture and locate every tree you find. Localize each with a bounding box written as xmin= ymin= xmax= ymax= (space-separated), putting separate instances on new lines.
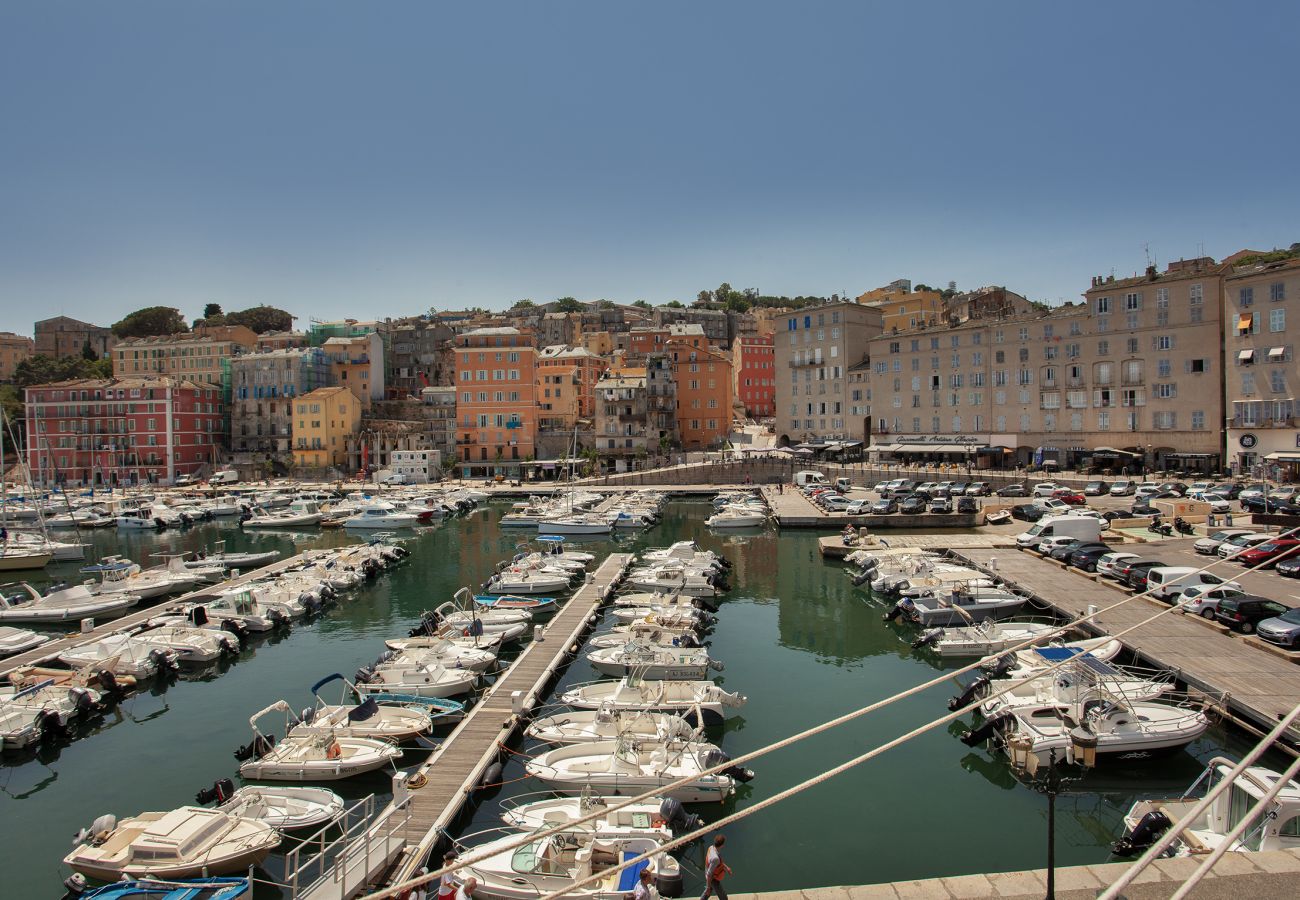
xmin=597 ymin=299 xmax=615 ymax=309
xmin=111 ymin=306 xmax=188 ymax=338
xmin=224 ymin=305 xmax=294 ymax=334
xmin=664 ymin=300 xmax=684 ymax=308
xmin=14 ymin=354 xmax=111 ymax=389
xmin=81 ymin=340 xmax=98 ymax=361
xmin=553 ymin=297 xmax=583 ymax=313
xmin=631 ymin=300 xmax=653 ymax=310
xmin=203 ymin=303 xmax=224 ymax=320
xmin=511 ymin=299 xmax=537 ymax=309
xmin=696 ymin=290 xmax=713 ymax=305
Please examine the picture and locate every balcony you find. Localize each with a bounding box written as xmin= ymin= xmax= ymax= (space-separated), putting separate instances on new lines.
xmin=788 ymin=358 xmax=822 ymax=368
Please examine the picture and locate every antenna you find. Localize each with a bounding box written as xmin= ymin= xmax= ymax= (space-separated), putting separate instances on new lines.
xmin=1143 ymin=243 xmax=1152 ymax=268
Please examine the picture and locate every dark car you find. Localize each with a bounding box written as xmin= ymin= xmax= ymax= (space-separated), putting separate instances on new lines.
xmin=1010 ymin=504 xmax=1045 ymax=522
xmin=899 ymin=495 xmax=927 ymax=514
xmin=950 ymin=482 xmax=970 ymax=496
xmin=1131 ymin=502 xmax=1160 ymax=517
xmin=1084 ymin=481 xmax=1109 ymax=496
xmin=1215 ymin=595 xmax=1290 ymax=634
xmin=1047 ymin=539 xmax=1088 ymax=562
xmin=1239 ymin=496 xmax=1284 ymax=514
xmin=1212 ymin=482 xmax=1246 ymax=499
xmin=956 ymin=496 xmax=978 ymax=514
xmin=996 ymin=484 xmax=1028 ymax=497
xmin=1161 ymin=483 xmax=1188 ymax=497
xmin=871 ymin=498 xmax=898 ymax=515
xmin=1125 ymin=560 xmax=1171 ymax=590
xmin=1103 ymin=509 xmax=1136 ymax=522
xmin=1275 ymin=557 xmax=1300 ymax=579
xmin=1237 ymin=538 xmax=1300 ymax=568
xmin=1067 ymin=543 xmax=1114 ymax=572
xmin=1111 ymin=557 xmax=1157 ymax=586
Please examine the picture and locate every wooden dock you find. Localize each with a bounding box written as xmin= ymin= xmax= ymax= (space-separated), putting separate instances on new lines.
xmin=953 ymin=548 xmax=1300 ymax=745
xmin=382 ymin=552 xmax=634 ymax=886
xmin=819 ymin=533 xmax=1019 ymax=558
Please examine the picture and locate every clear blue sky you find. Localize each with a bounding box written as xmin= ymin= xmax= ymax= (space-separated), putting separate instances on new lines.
xmin=2 ymin=1 xmax=1296 ymax=336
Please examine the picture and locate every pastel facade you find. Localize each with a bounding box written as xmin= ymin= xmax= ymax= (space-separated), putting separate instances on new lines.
xmin=293 ymin=386 xmax=360 ymax=470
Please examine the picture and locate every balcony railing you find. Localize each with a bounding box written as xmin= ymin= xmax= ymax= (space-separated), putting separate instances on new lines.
xmin=788 ymin=358 xmax=822 ymax=368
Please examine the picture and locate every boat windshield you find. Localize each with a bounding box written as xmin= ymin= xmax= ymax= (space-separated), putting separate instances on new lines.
xmin=510 ymin=838 xmax=545 ymax=874
xmin=1228 ymin=784 xmax=1268 ymax=850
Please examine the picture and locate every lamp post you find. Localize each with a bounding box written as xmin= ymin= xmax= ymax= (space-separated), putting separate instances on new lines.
xmin=1007 ymin=728 xmax=1098 ymax=899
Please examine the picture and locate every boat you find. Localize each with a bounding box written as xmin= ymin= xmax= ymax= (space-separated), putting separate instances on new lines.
xmin=965 ymin=655 xmax=1176 ymax=719
xmin=0 ymin=680 xmax=102 ymax=750
xmin=352 ymin=654 xmax=480 ymax=699
xmin=114 ymin=505 xmax=167 ymax=531
xmin=526 ymin=737 xmax=750 ymax=802
xmin=58 ymin=632 xmax=176 ymax=680
xmin=460 ymin=826 xmax=682 ymax=900
xmin=341 ymin=501 xmax=419 ymax=530
xmin=885 ymin=587 xmax=1027 ymax=627
xmin=609 ymin=606 xmax=712 ymax=629
xmin=185 ymin=542 xmax=279 ymax=571
xmin=537 ymin=514 xmax=613 ymax=536
xmin=500 ymin=792 xmax=701 ymax=837
xmin=242 ymin=499 xmax=324 ymax=528
xmin=911 ymin=620 xmax=1057 ymax=657
xmin=625 ymin=565 xmax=722 ymax=598
xmin=0 ymin=625 xmax=50 ymax=656
xmin=82 ymin=557 xmax=194 ymax=600
xmin=985 ymin=509 xmax=1013 ymax=525
xmin=63 ymin=806 xmax=279 ymax=881
xmin=1113 ymin=756 xmax=1300 ymax=857
xmin=0 ymin=582 xmax=140 ymax=623
xmin=558 ymin=678 xmax=746 ymax=727
xmin=587 ymin=624 xmax=701 ymax=650
xmin=704 ymin=508 xmax=767 ymax=528
xmin=130 ymin=624 xmax=241 ymax=665
xmin=487 ymin=567 xmax=574 ymax=595
xmin=0 ymin=544 xmax=53 ymax=570
xmin=3 ymin=530 xmax=86 ymax=561
xmin=236 ymin=701 xmax=403 ymax=781
xmin=195 ymin=777 xmax=345 ymax=831
xmin=63 ymin=875 xmax=252 ymax=899
xmin=474 ymin=594 xmax=559 ymax=616
xmin=586 ymin=641 xmax=721 ymax=681
xmin=526 ymin=707 xmax=697 ymax=745
xmin=304 ymin=673 xmax=434 ymax=740
xmin=194 ymin=589 xmax=293 ymax=632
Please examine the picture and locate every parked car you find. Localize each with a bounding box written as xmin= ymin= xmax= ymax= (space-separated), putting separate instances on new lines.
xmin=956 ymin=496 xmax=978 ymax=514
xmin=1268 ymin=487 xmax=1299 ymax=503
xmin=1109 ymin=479 xmax=1135 ymax=496
xmin=1038 ymin=535 xmax=1083 ymax=558
xmin=1032 ymin=482 xmax=1062 ymax=498
xmin=1237 ymin=484 xmax=1269 ymax=502
xmin=1256 ymin=607 xmax=1300 ymax=649
xmin=1134 ymin=482 xmax=1162 ymax=499
xmin=1051 ymin=489 xmax=1086 ymax=506
xmin=1188 ymin=481 xmax=1216 ymax=495
xmin=1194 ymin=528 xmax=1257 ymax=555
xmin=1145 ymin=567 xmax=1238 ymax=602
xmin=928 ymin=496 xmax=953 ymax=514
xmin=870 ymin=498 xmax=898 ymax=515
xmin=1217 ymin=533 xmax=1272 ymax=559
xmin=820 ymin=494 xmax=852 ymax=512
xmin=913 ymin=482 xmax=938 ymax=498
xmin=1215 ymin=595 xmax=1290 ymax=634
xmin=1009 ymin=504 xmax=1045 ymax=522
xmin=1201 ymin=496 xmax=1233 ymax=514
xmin=899 ymin=495 xmax=928 ymax=514
xmin=966 ymin=482 xmax=991 ymax=496
xmin=1097 ymin=551 xmax=1141 ymax=579
xmin=996 ymin=483 xmax=1028 ymax=497
xmin=1209 ymin=482 xmax=1245 ymax=499
xmin=845 ymin=499 xmax=872 ymax=515
xmin=1161 ymin=482 xmax=1189 ymax=497
xmin=1035 ymin=498 xmax=1071 ymax=514
xmin=1083 ymin=481 xmax=1109 ymax=496
xmin=1124 ymin=560 xmax=1170 ymax=591
xmin=1275 ymin=557 xmax=1300 ymax=579
xmin=1067 ymin=543 xmax=1114 ymax=572
xmin=1179 ymin=585 xmax=1247 ymax=619
xmin=1131 ymin=502 xmax=1161 ymax=517
xmin=1236 ymin=538 xmax=1300 ymax=568
xmin=1102 ymin=509 xmax=1137 ymax=522
xmin=950 ymin=482 xmax=971 ymax=496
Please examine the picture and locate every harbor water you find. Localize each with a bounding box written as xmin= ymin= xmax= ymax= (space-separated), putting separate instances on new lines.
xmin=0 ymin=499 xmax=1279 ymax=897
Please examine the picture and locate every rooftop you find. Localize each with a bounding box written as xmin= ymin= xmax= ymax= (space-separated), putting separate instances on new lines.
xmin=25 ymin=376 xmax=215 ymax=391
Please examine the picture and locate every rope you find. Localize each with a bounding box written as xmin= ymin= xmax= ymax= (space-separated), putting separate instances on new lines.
xmin=362 ymin=525 xmax=1300 ymax=900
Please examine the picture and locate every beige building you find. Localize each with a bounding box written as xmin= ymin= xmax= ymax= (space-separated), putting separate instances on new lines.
xmin=1223 ymin=255 xmax=1300 ymax=479
xmin=113 ymin=325 xmax=258 ymax=383
xmin=293 ymin=386 xmax=360 ymax=470
xmin=595 ymin=373 xmax=650 ymax=466
xmin=774 ymin=301 xmax=885 ymax=444
xmin=34 ymin=316 xmax=116 ymax=359
xmin=0 ymin=332 xmax=34 ymax=382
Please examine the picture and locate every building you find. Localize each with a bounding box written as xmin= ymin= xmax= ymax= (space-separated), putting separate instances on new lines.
xmin=665 ymin=332 xmax=734 ymax=450
xmin=308 ymin=319 xmax=378 ymax=346
xmin=454 ymin=326 xmax=537 ymax=477
xmin=229 ymin=347 xmax=332 ymax=462
xmin=537 ymin=312 xmax=577 ymax=349
xmin=1223 ymin=255 xmax=1300 ymax=479
xmin=595 ymin=373 xmax=649 ymax=467
xmin=858 ymin=283 xmax=945 ymax=333
xmin=24 ymin=377 xmax=223 ymax=486
xmin=389 ymin=449 xmax=441 ymax=483
xmin=112 ymin=324 xmax=257 ymax=383
xmin=732 ymin=333 xmax=775 ymax=418
xmin=536 ymin=345 xmax=607 ymax=432
xmin=382 ymin=317 xmax=456 ymax=397
xmin=0 ymin=332 xmax=34 ymax=382
xmin=292 ymin=386 xmax=360 ymax=471
xmin=34 ymin=316 xmax=116 ymax=359
xmin=652 ymin=306 xmax=730 ymax=347
xmin=774 ymin=302 xmax=885 ymax=445
xmin=323 ymin=333 xmax=385 ymax=409
xmin=580 ymin=331 xmax=615 ymax=357
xmin=256 ymin=331 xmax=309 ymax=352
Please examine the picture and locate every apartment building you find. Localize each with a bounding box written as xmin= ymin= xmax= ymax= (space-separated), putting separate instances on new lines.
xmin=0 ymin=332 xmax=34 ymax=382
xmin=859 ymin=283 xmax=945 ymax=333
xmin=1224 ymin=256 xmax=1300 ymax=479
xmin=454 ymin=326 xmax=536 ymax=476
xmin=292 ymin=386 xmax=360 ymax=470
xmin=381 ymin=318 xmax=455 ymax=397
xmin=323 ymin=333 xmax=385 ymax=409
xmin=536 ymin=345 xmax=606 ymax=431
xmin=666 ymin=333 xmax=733 ymax=450
xmin=308 ymin=318 xmax=377 ymax=345
xmin=653 ymin=306 xmax=730 ymax=347
xmin=774 ymin=301 xmax=885 ymax=444
xmin=732 ymin=334 xmax=775 ymax=417
xmin=34 ymin=316 xmax=116 ymax=359
xmin=595 ymin=373 xmax=650 ymax=464
xmin=229 ymin=347 xmax=332 ymax=459
xmin=112 ymin=325 xmax=257 ymax=383
xmin=25 ymin=377 xmax=223 ymax=485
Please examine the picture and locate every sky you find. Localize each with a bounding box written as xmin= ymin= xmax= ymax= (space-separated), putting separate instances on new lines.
xmin=2 ymin=1 xmax=1297 ymax=336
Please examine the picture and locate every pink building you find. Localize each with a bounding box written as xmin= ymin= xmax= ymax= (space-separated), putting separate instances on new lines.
xmin=732 ymin=333 xmax=775 ymax=417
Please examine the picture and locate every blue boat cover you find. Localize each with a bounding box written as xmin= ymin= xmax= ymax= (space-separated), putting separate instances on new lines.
xmin=617 ymin=852 xmax=650 ymax=892
xmin=1032 ymin=647 xmax=1084 ymax=662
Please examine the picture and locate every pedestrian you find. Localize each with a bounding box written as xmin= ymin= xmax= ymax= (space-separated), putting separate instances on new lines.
xmin=458 ymin=876 xmax=478 ymax=900
xmin=700 ymin=834 xmax=731 ymax=900
xmin=437 ymin=851 xmax=461 ymax=900
xmin=633 ymin=866 xmax=656 ymax=900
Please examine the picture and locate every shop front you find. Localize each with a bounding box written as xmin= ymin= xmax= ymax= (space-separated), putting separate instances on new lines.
xmin=1228 ymin=428 xmax=1300 ymax=483
xmin=868 ymin=434 xmax=1009 ymax=468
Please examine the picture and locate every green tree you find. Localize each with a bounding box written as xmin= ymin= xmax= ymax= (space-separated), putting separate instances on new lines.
xmin=553 ymin=297 xmax=583 ymax=313
xmin=631 ymin=300 xmax=653 ymax=310
xmin=664 ymin=300 xmax=684 ymax=308
xmin=14 ymin=354 xmax=111 ymax=389
xmin=597 ymin=299 xmax=615 ymax=309
xmin=111 ymin=306 xmax=188 ymax=338
xmin=224 ymin=305 xmax=294 ymax=334
xmin=203 ymin=303 xmax=224 ymax=320
xmin=696 ymin=290 xmax=713 ymax=305
xmin=512 ymin=299 xmax=537 ymax=309
xmin=81 ymin=339 xmax=98 ymax=361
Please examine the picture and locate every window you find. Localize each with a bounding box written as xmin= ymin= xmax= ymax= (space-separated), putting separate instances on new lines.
xmin=1124 ymin=292 xmax=1142 ymax=311
xmin=1154 ymin=383 xmax=1176 ymax=399
xmin=972 ymin=351 xmax=983 ymax=366
xmin=1156 ymin=335 xmax=1174 ymax=350
xmin=1097 ymin=340 xmax=1109 ymax=356
xmin=1018 ymin=327 xmax=1029 ymax=341
xmin=1155 ymin=287 xmax=1169 ymax=308
xmin=1188 ymin=358 xmax=1208 ymax=374
xmin=1044 ymin=346 xmax=1058 ymax=360
xmin=1158 ymin=359 xmax=1171 ymax=377
xmin=1066 ymin=343 xmax=1080 ymax=358
xmin=1241 ymin=372 xmax=1256 ymax=395
xmin=1270 ymin=370 xmax=1286 ymax=393
xmin=1096 ymin=316 xmax=1110 ymax=332
xmin=1239 ymin=287 xmax=1254 ymax=307
xmin=1127 ymin=337 xmax=1140 ymax=354
xmin=1270 ymin=308 xmax=1286 ymax=332
xmin=951 ymin=335 xmax=960 ymax=348
xmin=1094 ymin=296 xmax=1112 ymax=314
xmin=1125 ymin=312 xmax=1140 ymax=330
xmin=1191 ymin=411 xmax=1204 ymax=430
xmin=1041 ymin=392 xmax=1060 ymax=409
xmin=1239 ymin=312 xmax=1261 ymax=335
xmin=995 ymin=350 xmax=1005 ymax=364
xmin=1043 ymin=324 xmax=1054 ymax=339
xmin=1271 ymin=282 xmax=1286 ymax=302
xmin=994 ymin=329 xmax=1004 ymax=343
xmin=996 ymin=415 xmax=1006 ymax=431
xmin=1097 ymin=411 xmax=1110 ymax=431
xmin=1153 ymin=411 xmax=1177 ymax=430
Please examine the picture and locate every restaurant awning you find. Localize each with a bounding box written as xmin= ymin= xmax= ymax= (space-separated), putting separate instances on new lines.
xmin=892 ymin=442 xmax=983 ymax=453
xmin=869 ymin=443 xmax=901 ymax=453
xmin=1238 ymin=348 xmax=1255 ymax=363
xmin=1092 ymin=446 xmax=1143 ymax=456
xmin=1265 ymin=452 xmax=1300 ymax=461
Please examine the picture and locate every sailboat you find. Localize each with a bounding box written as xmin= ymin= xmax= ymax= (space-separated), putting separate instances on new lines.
xmin=0 ymin=410 xmax=53 ymax=571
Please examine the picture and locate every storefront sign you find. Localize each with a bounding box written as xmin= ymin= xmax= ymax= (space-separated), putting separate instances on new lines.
xmin=1240 ymin=433 xmax=1258 ymax=449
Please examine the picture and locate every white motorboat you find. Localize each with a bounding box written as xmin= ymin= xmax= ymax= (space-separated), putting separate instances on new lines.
xmin=704 ymin=508 xmax=767 ymax=528
xmin=197 ymin=779 xmax=345 ymax=832
xmin=526 ymin=707 xmax=697 ymax=745
xmin=386 ymin=628 xmax=510 ymax=654
xmin=640 ymin=541 xmax=728 ymax=566
xmin=625 ymin=565 xmax=721 ymax=598
xmin=236 ymin=701 xmax=403 ymax=781
xmin=968 ymin=656 xmax=1176 ymax=719
xmin=587 ymin=624 xmax=701 ymax=650
xmin=538 ymin=514 xmax=613 ymax=536
xmin=242 ymin=500 xmax=324 ymax=528
xmin=500 ymin=793 xmax=697 ymax=837
xmin=609 ymin=606 xmax=712 ymax=628
xmin=305 ymin=672 xmax=435 ymax=740
xmin=0 ymin=680 xmax=102 ymax=750
xmin=365 ymin=639 xmax=496 ymax=675
xmin=526 ymin=737 xmax=748 ymax=803
xmin=886 ymin=588 xmax=1027 ymax=627
xmin=0 ymin=625 xmax=50 ymax=656
xmin=0 ymin=582 xmax=140 ymax=623
xmin=63 ymin=806 xmax=280 ymax=881
xmin=912 ymin=620 xmax=1057 ymax=657
xmin=83 ymin=556 xmax=194 ymax=600
xmin=114 ymin=506 xmax=166 ymax=530
xmin=130 ymin=624 xmax=240 ymax=665
xmin=559 ymin=678 xmax=746 ymax=727
xmin=996 ymin=638 xmax=1125 ymax=675
xmin=586 ymin=642 xmax=720 ymax=681
xmin=186 ymin=543 xmax=279 ymax=571
xmin=197 ymin=589 xmax=294 ymax=632
xmin=1113 ymin=756 xmax=1300 ymax=857
xmin=488 ymin=567 xmax=573 ymax=595
xmin=3 ymin=531 xmax=86 ymax=561
xmin=352 ymin=655 xmax=480 ymax=699
xmin=58 ymin=633 xmax=174 ymax=680
xmin=342 ymin=501 xmax=419 ymax=530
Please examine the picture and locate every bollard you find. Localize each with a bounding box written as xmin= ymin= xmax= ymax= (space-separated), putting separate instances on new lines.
xmin=511 ymin=690 xmax=525 ymax=715
xmin=533 ymin=624 xmax=544 ymax=643
xmin=1087 ymin=604 xmax=1098 ymax=619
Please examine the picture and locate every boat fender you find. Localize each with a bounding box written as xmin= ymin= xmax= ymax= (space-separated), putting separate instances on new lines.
xmin=656 ymin=869 xmax=684 ymax=898
xmin=948 ymin=675 xmax=991 ymax=712
xmin=959 ymin=712 xmax=1010 ymax=747
xmin=477 ymin=760 xmax=504 ymax=791
xmin=1111 ymin=810 xmax=1172 ymax=857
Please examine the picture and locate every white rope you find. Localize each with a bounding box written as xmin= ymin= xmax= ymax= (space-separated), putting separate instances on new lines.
xmin=363 ymin=525 xmax=1300 ymax=900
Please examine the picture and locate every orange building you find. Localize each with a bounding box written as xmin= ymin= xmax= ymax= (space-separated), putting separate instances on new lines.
xmin=621 ymin=327 xmax=671 ymax=361
xmin=536 ymin=345 xmax=607 ymax=430
xmin=0 ymin=332 xmax=34 ymax=382
xmin=666 ymin=333 xmax=733 ymax=450
xmin=454 ymin=326 xmax=536 ymax=476
xmin=732 ymin=333 xmax=775 ymax=417
xmin=857 ymin=282 xmax=945 ymax=332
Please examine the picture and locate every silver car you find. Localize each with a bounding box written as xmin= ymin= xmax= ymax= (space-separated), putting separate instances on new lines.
xmin=1257 ymin=607 xmax=1300 ymax=649
xmin=1179 ymin=585 xmax=1246 ymax=619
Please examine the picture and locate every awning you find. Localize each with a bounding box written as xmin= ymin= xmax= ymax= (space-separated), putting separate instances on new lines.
xmin=1238 ymin=349 xmax=1256 ymax=363
xmin=1092 ymin=446 xmax=1143 ymax=456
xmin=1238 ymin=313 xmax=1254 ymax=330
xmin=1265 ymin=452 xmax=1300 ymax=462
xmin=870 ymin=443 xmax=901 ymax=453
xmin=893 ymin=442 xmax=981 ymax=453
xmin=1166 ymin=452 xmax=1217 ymax=458
xmin=1269 ymin=347 xmax=1287 ymax=360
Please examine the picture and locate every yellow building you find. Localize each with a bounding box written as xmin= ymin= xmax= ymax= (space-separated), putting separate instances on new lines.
xmin=857 ymin=283 xmax=945 ymax=333
xmin=578 ymin=330 xmax=614 ymax=356
xmin=292 ymin=386 xmax=360 ymax=470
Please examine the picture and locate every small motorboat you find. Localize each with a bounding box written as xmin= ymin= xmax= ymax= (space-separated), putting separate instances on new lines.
xmin=341 ymin=501 xmax=419 ymax=530
xmin=185 ymin=542 xmax=279 ymax=571
xmin=500 ymin=793 xmax=701 ymax=837
xmin=195 ymin=777 xmax=345 ymax=831
xmin=526 ymin=707 xmax=697 ymax=745
xmin=704 ymin=508 xmax=767 ymax=528
xmin=82 ymin=557 xmax=193 ymax=600
xmin=352 ymin=655 xmax=480 ymax=699
xmin=558 ymin=678 xmax=746 ymax=727
xmin=474 ymin=594 xmax=559 ymax=616
xmin=198 ymin=589 xmax=295 ymax=632
xmin=0 ymin=582 xmax=140 ymax=624
xmin=587 ymin=624 xmax=701 ymax=650
xmin=242 ymin=499 xmax=324 ymax=528
xmin=537 ymin=514 xmax=613 ymax=536
xmin=487 ymin=567 xmax=574 ymax=595
xmin=985 ymin=509 xmax=1013 ymax=525
xmin=586 ymin=642 xmax=721 ymax=681
xmin=130 ymin=624 xmax=241 ymax=665
xmin=58 ymin=633 xmax=176 ymax=680
xmin=911 ymin=620 xmax=1057 ymax=657
xmin=0 ymin=680 xmax=102 ymax=750
xmin=63 ymin=806 xmax=279 ymax=881
xmin=236 ymin=701 xmax=403 ymax=781
xmin=885 ymin=588 xmax=1027 ymax=627
xmin=63 ymin=875 xmax=251 ymax=899
xmin=0 ymin=625 xmax=50 ymax=656
xmin=526 ymin=737 xmax=750 ymax=803
xmin=305 ymin=673 xmax=434 ymax=740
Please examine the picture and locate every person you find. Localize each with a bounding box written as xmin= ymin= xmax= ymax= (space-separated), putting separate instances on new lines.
xmin=437 ymin=851 xmax=461 ymax=900
xmin=458 ymin=876 xmax=478 ymax=900
xmin=700 ymin=834 xmax=731 ymax=900
xmin=632 ymin=866 xmax=656 ymax=900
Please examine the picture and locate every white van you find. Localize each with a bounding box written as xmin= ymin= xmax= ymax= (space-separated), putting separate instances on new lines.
xmin=1146 ymin=567 xmax=1238 ymax=602
xmin=209 ymin=469 xmax=240 ymax=485
xmin=1016 ymin=515 xmax=1104 ymax=549
xmin=793 ymin=471 xmax=828 ymax=488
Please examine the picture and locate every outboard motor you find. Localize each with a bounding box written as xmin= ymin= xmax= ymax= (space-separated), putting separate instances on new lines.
xmin=409 ymin=611 xmax=440 ymax=637
xmin=707 ymin=658 xmax=725 ymax=673
xmin=658 ymin=797 xmax=703 ymax=836
xmin=851 ymin=569 xmax=872 ymax=587
xmin=95 ymin=670 xmax=125 ymax=702
xmin=233 ymin=733 xmax=276 ymax=761
xmin=948 ymin=675 xmax=991 ymax=712
xmin=265 ymin=609 xmax=288 ymax=631
xmin=179 ymin=512 xmax=194 ymax=527
xmin=671 ymin=633 xmax=701 ymax=649
xmin=300 ymin=707 xmax=318 ymax=725
xmin=374 ymin=649 xmax=397 ymax=667
xmin=701 ymin=749 xmax=755 ymax=783
xmin=222 ymin=618 xmax=253 ymax=640
xmin=218 ymin=634 xmax=240 ymax=656
xmin=188 ymin=606 xmax=211 ymax=628
xmin=981 ymin=653 xmax=1017 ymax=678
xmin=70 ymin=687 xmax=98 ymax=718
xmin=149 ymin=648 xmax=179 ymax=673
xmin=61 ymin=872 xmax=88 ymax=899
xmin=195 ymin=777 xmax=237 ymax=806
xmin=692 ymin=596 xmax=720 ymax=614
xmin=883 ymin=598 xmax=915 ymax=623
xmin=36 ymin=709 xmax=69 ymax=743
xmin=959 ymin=712 xmax=1011 ymax=747
xmin=354 ymin=666 xmax=375 ymax=684
xmin=1111 ymin=810 xmax=1172 ymax=857
xmin=911 ymin=628 xmax=944 ymax=649
xmin=299 ymin=593 xmax=321 ymax=613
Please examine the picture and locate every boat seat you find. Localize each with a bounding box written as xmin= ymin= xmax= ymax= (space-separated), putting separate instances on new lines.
xmin=618 ymin=852 xmax=651 ymax=892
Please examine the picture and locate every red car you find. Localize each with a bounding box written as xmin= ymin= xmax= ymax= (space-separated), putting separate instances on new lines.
xmin=1051 ymin=489 xmax=1086 ymax=505
xmin=1237 ymin=538 xmax=1300 ymax=568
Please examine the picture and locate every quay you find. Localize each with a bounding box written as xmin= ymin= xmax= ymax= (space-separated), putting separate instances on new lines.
xmin=761 ymin=486 xmax=981 ymax=529
xmin=953 ymin=548 xmax=1300 ymax=747
xmin=360 ymin=552 xmax=635 ymax=894
xmin=818 ymin=533 xmax=1019 ymax=559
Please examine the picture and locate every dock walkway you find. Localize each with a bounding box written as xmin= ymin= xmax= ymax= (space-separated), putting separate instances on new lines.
xmin=954 ymin=548 xmax=1300 ymax=740
xmin=382 ymin=552 xmax=634 ymax=886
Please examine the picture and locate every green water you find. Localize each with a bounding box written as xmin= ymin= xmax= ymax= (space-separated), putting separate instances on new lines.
xmin=0 ymin=502 xmax=1277 ymax=897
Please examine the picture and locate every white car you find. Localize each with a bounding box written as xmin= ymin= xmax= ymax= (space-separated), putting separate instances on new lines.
xmin=1035 ymin=498 xmax=1071 ymax=513
xmin=1032 ymin=482 xmax=1062 ymax=498
xmin=1238 ymin=485 xmax=1268 ymax=501
xmin=1096 ymin=551 xmax=1141 ymax=579
xmin=1194 ymin=529 xmax=1256 ymax=555
xmin=1038 ymin=535 xmax=1080 ymax=556
xmin=1109 ymin=480 xmax=1135 ymax=496
xmin=1179 ymin=585 xmax=1247 ymax=619
xmin=1134 ymin=482 xmax=1162 ymax=499
xmin=378 ymin=473 xmax=410 ymax=485
xmin=820 ymin=495 xmax=852 ymax=511
xmin=845 ymin=499 xmax=872 ymax=515
xmin=1217 ymin=534 xmax=1271 ymax=559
